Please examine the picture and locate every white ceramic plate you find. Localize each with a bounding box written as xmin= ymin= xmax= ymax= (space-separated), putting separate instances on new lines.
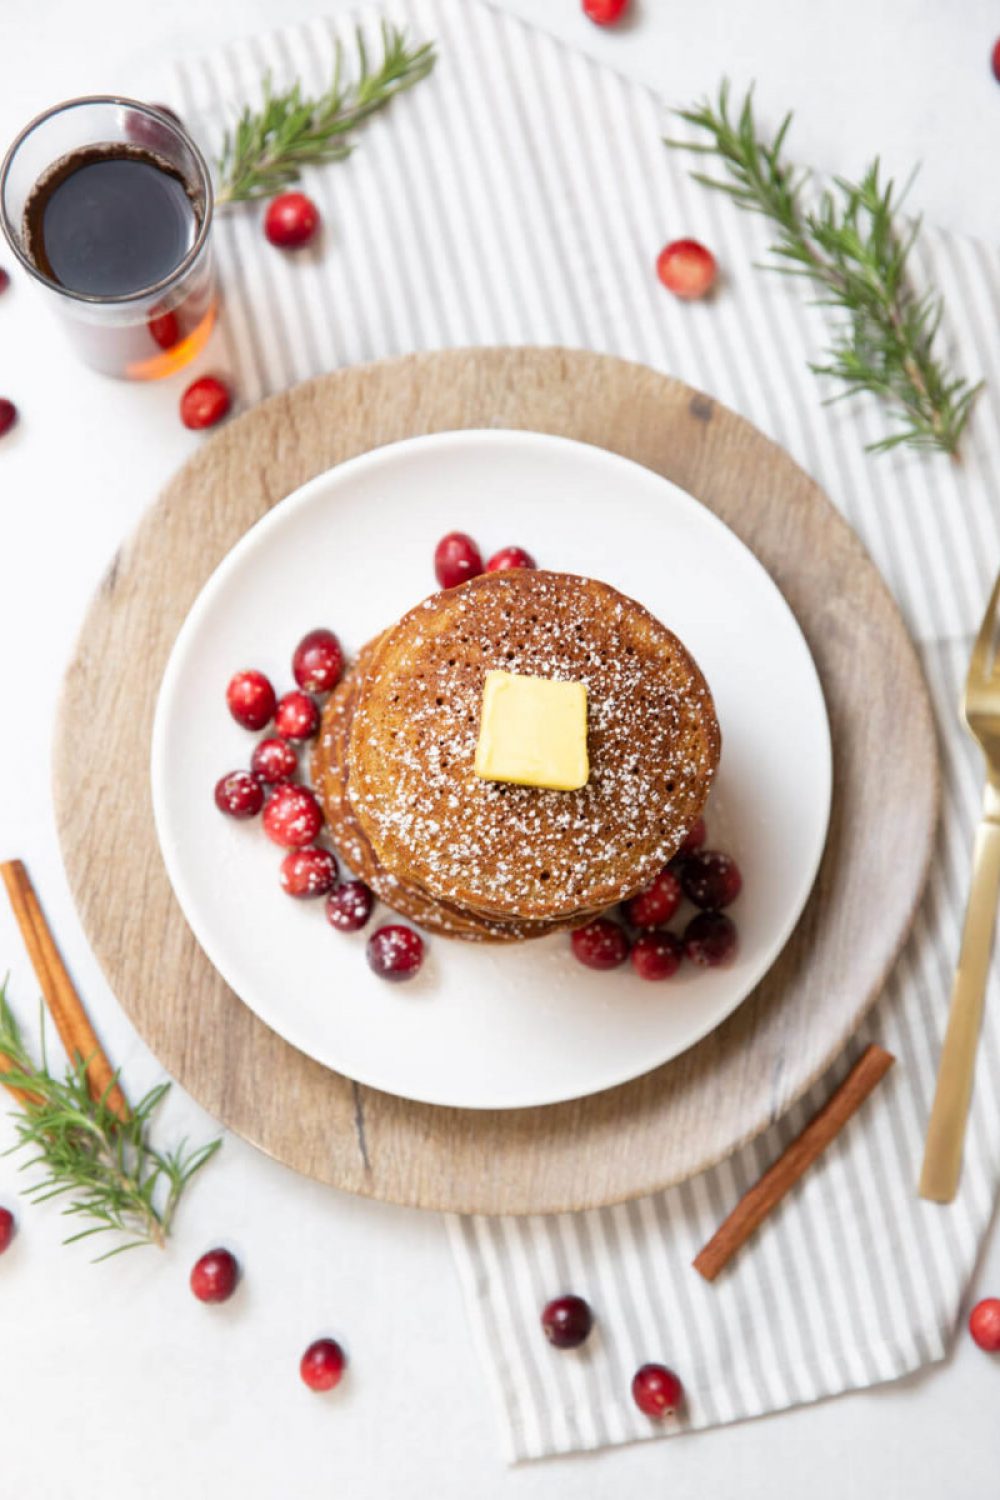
xmin=152 ymin=430 xmax=831 ymax=1110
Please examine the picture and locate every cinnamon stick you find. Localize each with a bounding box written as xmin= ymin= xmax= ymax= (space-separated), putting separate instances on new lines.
xmin=693 ymin=1043 xmax=895 ymax=1282
xmin=0 ymin=859 xmax=128 ymax=1120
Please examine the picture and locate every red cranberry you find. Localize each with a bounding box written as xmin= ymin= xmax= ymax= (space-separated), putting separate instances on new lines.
xmin=263 ymin=784 xmax=324 ymax=848
xmin=292 ymin=628 xmax=343 ymax=692
xmin=275 ymin=690 xmax=321 ymax=742
xmin=281 ymin=846 xmax=338 ymax=898
xmin=0 ymin=399 xmax=17 ymax=438
xmin=631 ymin=930 xmax=684 ymax=981
xmin=300 ymin=1337 xmax=346 ymax=1391
xmin=264 ymin=192 xmax=320 ymax=249
xmin=148 ymin=308 xmax=180 ymax=350
xmin=0 ymin=268 xmax=9 ymax=295
xmin=678 ymin=817 xmax=706 ymax=856
xmin=623 ymin=868 xmax=682 ymax=929
xmin=541 ymin=1295 xmax=593 ymax=1348
xmin=214 ymin=770 xmax=264 ymax=819
xmin=123 ymin=103 xmax=183 ymax=153
xmin=181 ymin=375 xmax=231 ymax=430
xmin=0 ymin=1207 xmax=15 ymax=1254
xmin=226 ymin=669 xmax=276 ymax=731
xmin=486 ymin=545 xmax=536 ymax=573
xmin=366 ymin=924 xmax=424 ymax=981
xmin=969 ymin=1297 xmax=1000 ymax=1352
xmin=657 ymin=239 xmax=717 ymax=300
xmin=632 ymin=1363 xmax=683 ymax=1417
xmin=190 ymin=1247 xmax=239 ymax=1303
xmin=571 ymin=917 xmax=630 ymax=971
xmin=680 ymin=850 xmax=742 ymax=909
xmin=684 ymin=911 xmax=738 ymax=967
xmin=583 ymin=0 xmax=629 ymax=23
xmin=326 ymin=880 xmax=375 ymax=932
xmin=251 ymin=736 xmax=298 ymax=785
xmin=992 ymin=38 xmax=1000 ymax=81
xmin=434 ymin=531 xmax=483 ymax=589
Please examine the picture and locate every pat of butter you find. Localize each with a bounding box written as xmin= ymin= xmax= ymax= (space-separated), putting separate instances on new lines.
xmin=474 ymin=670 xmax=589 ymax=791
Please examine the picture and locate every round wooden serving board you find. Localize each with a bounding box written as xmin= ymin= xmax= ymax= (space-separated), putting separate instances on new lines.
xmin=54 ymin=349 xmax=938 ymax=1215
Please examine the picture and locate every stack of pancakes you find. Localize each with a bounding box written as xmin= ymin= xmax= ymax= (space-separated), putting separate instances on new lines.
xmin=311 ymin=570 xmax=721 ymax=942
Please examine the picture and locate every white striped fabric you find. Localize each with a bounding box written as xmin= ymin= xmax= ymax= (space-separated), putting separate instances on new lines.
xmin=169 ymin=0 xmax=1000 ymax=1462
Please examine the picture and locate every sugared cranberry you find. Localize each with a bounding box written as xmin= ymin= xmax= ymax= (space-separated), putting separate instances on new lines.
xmin=275 ymin=690 xmax=321 ymax=742
xmin=0 ymin=268 xmax=9 ymax=295
xmin=366 ymin=924 xmax=424 ymax=981
xmin=148 ymin=308 xmax=180 ymax=350
xmin=214 ymin=770 xmax=264 ymax=819
xmin=300 ymin=1337 xmax=346 ymax=1391
xmin=0 ymin=399 xmax=17 ymax=438
xmin=969 ymin=1298 xmax=1000 ymax=1352
xmin=0 ymin=1206 xmax=15 ymax=1254
xmin=226 ymin=669 xmax=276 ymax=731
xmin=583 ymin=0 xmax=630 ymax=23
xmin=570 ymin=918 xmax=630 ymax=971
xmin=680 ymin=850 xmax=742 ymax=910
xmin=251 ymin=736 xmax=298 ymax=785
xmin=678 ymin=817 xmax=706 ymax=856
xmin=623 ymin=868 xmax=682 ymax=929
xmin=684 ymin=911 xmax=738 ymax=967
xmin=631 ymin=1363 xmax=683 ymax=1417
xmin=631 ymin=930 xmax=684 ymax=981
xmin=190 ymin=1247 xmax=239 ymax=1303
xmin=181 ymin=375 xmax=231 ymax=430
xmin=264 ymin=192 xmax=320 ymax=249
xmin=281 ymin=846 xmax=338 ymax=898
xmin=434 ymin=531 xmax=483 ymax=589
xmin=541 ymin=1295 xmax=593 ymax=1349
xmin=326 ymin=880 xmax=375 ymax=932
xmin=992 ymin=38 xmax=1000 ymax=82
xmin=656 ymin=239 xmax=717 ymax=300
xmin=263 ymin=784 xmax=324 ymax=848
xmin=292 ymin=628 xmax=343 ymax=693
xmin=486 ymin=545 xmax=536 ymax=573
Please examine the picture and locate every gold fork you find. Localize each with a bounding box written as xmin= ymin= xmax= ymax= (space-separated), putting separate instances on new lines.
xmin=919 ymin=571 xmax=1000 ymax=1203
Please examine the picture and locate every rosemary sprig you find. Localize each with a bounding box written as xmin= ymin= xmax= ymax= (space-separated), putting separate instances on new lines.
xmin=0 ymin=985 xmax=220 ymax=1259
xmin=666 ymin=82 xmax=983 ymax=456
xmin=216 ymin=22 xmax=437 ymax=205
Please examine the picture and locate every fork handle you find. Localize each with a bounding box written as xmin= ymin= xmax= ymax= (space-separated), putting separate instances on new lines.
xmin=919 ymin=784 xmax=1000 ymax=1203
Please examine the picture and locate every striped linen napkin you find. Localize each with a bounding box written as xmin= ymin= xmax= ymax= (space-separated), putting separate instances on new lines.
xmin=167 ymin=0 xmax=1000 ymax=1462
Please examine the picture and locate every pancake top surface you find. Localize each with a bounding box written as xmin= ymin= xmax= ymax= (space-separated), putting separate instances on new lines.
xmin=348 ymin=570 xmax=721 ymax=919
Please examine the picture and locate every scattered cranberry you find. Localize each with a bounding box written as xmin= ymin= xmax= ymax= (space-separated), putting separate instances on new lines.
xmin=631 ymin=930 xmax=684 ymax=981
xmin=275 ymin=690 xmax=321 ymax=742
xmin=570 ymin=917 xmax=630 ymax=971
xmin=992 ymin=38 xmax=1000 ymax=82
xmin=623 ymin=867 xmax=682 ymax=929
xmin=190 ymin=1247 xmax=239 ymax=1303
xmin=680 ymin=850 xmax=742 ymax=910
xmin=434 ymin=531 xmax=483 ymax=589
xmin=181 ymin=375 xmax=231 ymax=430
xmin=541 ymin=1295 xmax=593 ymax=1349
xmin=656 ymin=239 xmax=717 ymax=300
xmin=326 ymin=879 xmax=374 ymax=932
xmin=632 ymin=1363 xmax=683 ymax=1418
xmin=678 ymin=817 xmax=706 ymax=856
xmin=486 ymin=545 xmax=536 ymax=573
xmin=684 ymin=911 xmax=738 ymax=967
xmin=264 ymin=192 xmax=321 ymax=249
xmin=292 ymin=628 xmax=343 ymax=692
xmin=0 ymin=399 xmax=17 ymax=439
xmin=300 ymin=1337 xmax=346 ymax=1392
xmin=366 ymin=924 xmax=424 ymax=981
xmin=281 ymin=846 xmax=338 ymax=898
xmin=0 ymin=268 xmax=9 ymax=295
xmin=226 ymin=669 xmax=277 ymax=731
xmin=148 ymin=308 xmax=180 ymax=350
xmin=251 ymin=735 xmax=298 ymax=785
xmin=263 ymin=784 xmax=324 ymax=848
xmin=214 ymin=770 xmax=264 ymax=819
xmin=0 ymin=1207 xmax=15 ymax=1254
xmin=582 ymin=0 xmax=630 ymax=23
xmin=124 ymin=103 xmax=184 ymax=153
xmin=969 ymin=1298 xmax=1000 ymax=1352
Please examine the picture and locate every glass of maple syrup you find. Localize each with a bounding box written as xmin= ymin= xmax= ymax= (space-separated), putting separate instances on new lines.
xmin=0 ymin=96 xmax=216 ymax=380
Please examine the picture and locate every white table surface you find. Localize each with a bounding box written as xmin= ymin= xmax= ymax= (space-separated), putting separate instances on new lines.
xmin=0 ymin=1 xmax=997 ymax=1494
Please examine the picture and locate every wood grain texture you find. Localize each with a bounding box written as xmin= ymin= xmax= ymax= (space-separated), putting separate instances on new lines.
xmin=52 ymin=348 xmax=939 ymax=1215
